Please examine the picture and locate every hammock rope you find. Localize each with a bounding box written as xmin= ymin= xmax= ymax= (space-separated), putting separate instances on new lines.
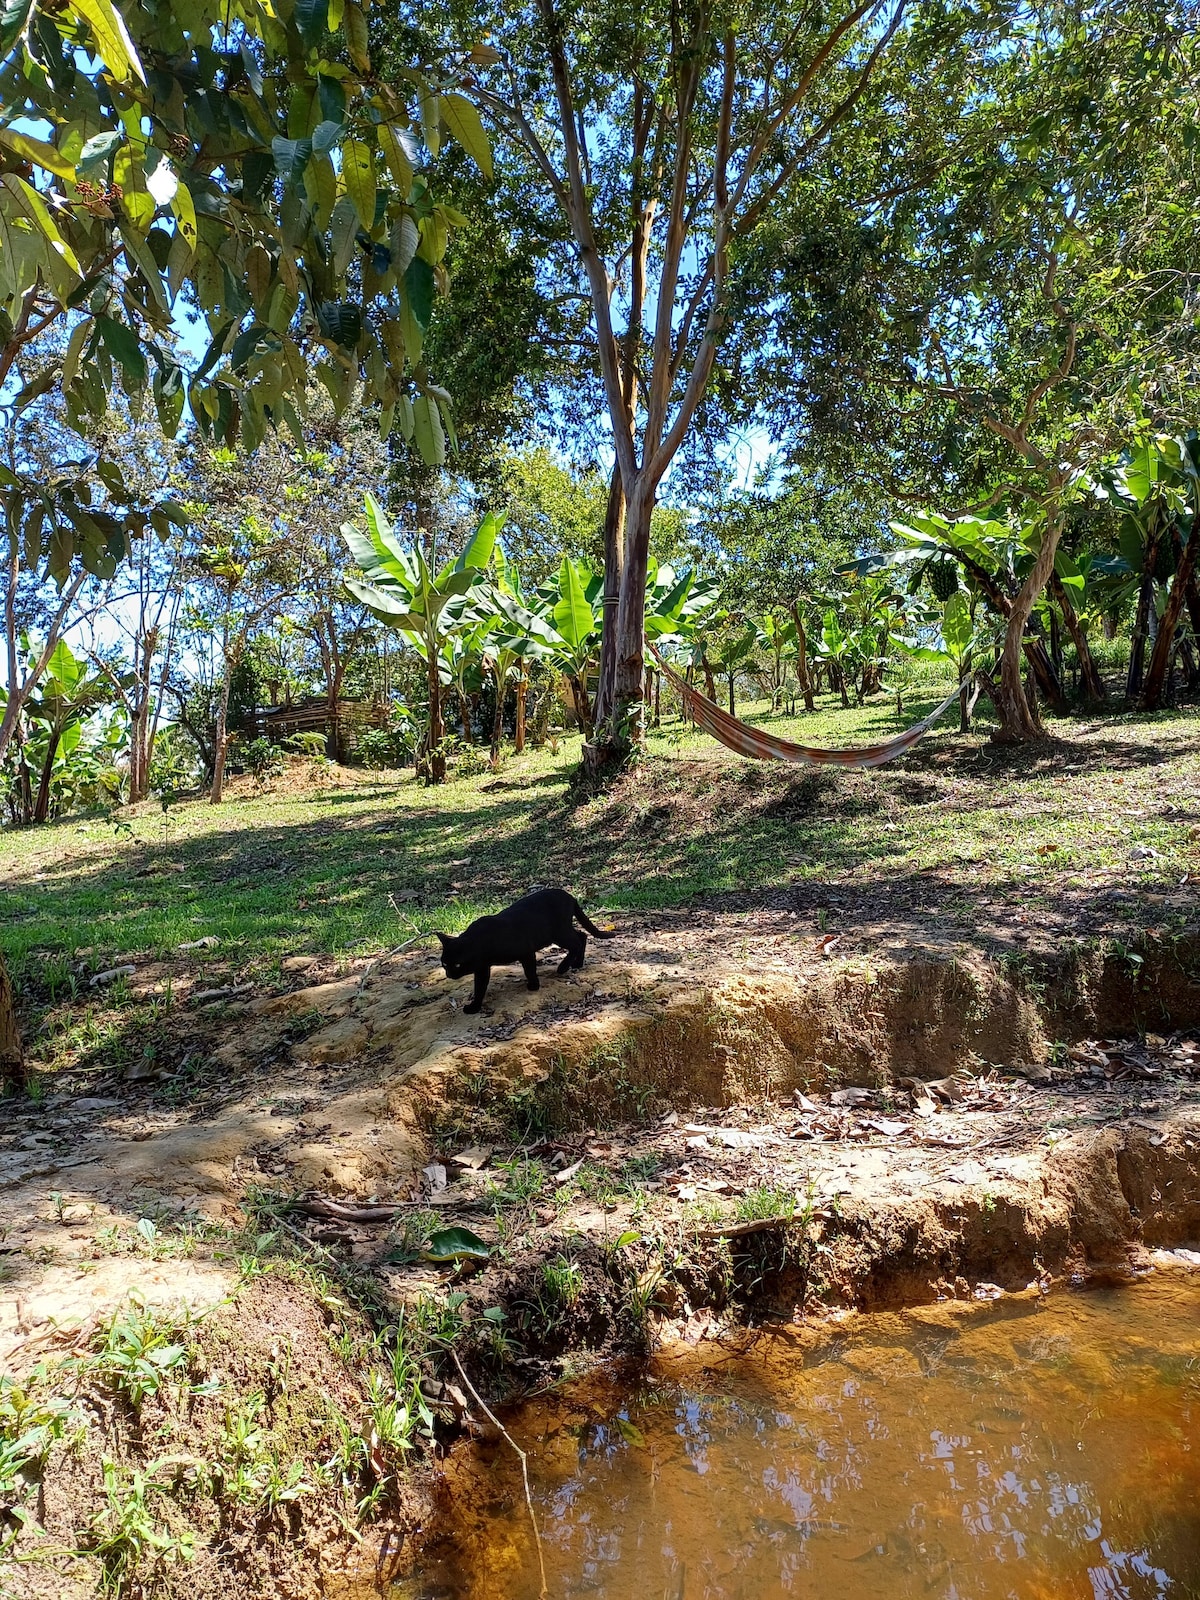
xmin=650 ymin=646 xmax=977 ymax=769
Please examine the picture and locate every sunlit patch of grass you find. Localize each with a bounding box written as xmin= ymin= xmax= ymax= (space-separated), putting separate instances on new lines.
xmin=3 ymin=695 xmax=1198 ymax=1031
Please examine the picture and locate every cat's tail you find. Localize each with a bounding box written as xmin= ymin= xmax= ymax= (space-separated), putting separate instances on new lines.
xmin=570 ymin=895 xmax=617 ymax=938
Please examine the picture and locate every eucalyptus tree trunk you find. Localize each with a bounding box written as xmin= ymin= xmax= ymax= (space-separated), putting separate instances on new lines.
xmin=593 ymin=466 xmax=626 ymax=730
xmin=508 ymin=0 xmax=903 ymax=771
xmin=602 ymin=478 xmax=656 ymax=756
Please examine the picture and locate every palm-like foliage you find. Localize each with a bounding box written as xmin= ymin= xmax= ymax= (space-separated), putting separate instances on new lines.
xmin=342 ymin=494 xmax=502 ymax=781
xmin=17 ymin=639 xmax=117 ymax=822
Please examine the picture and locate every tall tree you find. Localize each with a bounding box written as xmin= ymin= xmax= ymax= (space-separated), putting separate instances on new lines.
xmin=765 ymin=0 xmax=1200 ymax=739
xmin=1 ymin=0 xmax=490 ymax=754
xmin=423 ymin=0 xmax=931 ymax=764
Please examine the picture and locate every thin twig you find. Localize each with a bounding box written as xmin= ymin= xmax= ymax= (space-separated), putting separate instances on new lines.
xmin=358 ymin=930 xmax=423 ymax=993
xmin=449 ymin=1347 xmax=549 ymax=1600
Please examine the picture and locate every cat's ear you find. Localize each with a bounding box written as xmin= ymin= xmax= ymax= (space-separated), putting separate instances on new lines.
xmin=434 ymin=931 xmax=450 ymax=946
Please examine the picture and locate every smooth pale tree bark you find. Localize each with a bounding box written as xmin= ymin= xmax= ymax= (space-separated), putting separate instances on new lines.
xmin=478 ymin=0 xmax=904 ymax=764
xmin=992 ymin=501 xmax=1067 ymax=742
xmin=944 ymin=541 xmax=1066 ymax=709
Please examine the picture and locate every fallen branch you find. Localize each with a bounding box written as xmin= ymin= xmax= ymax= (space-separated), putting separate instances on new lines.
xmin=191 ymin=983 xmax=253 ymax=1004
xmin=449 ymin=1347 xmax=549 ymax=1600
xmin=286 ymin=1194 xmax=405 ymax=1225
xmin=694 ymin=1211 xmax=799 ymax=1240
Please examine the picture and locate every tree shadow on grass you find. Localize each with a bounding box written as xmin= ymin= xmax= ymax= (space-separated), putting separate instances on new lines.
xmin=3 ymin=715 xmax=1197 ymax=986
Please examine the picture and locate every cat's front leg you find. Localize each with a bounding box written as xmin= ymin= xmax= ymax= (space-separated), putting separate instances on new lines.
xmin=463 ymin=967 xmax=491 ymax=1013
xmin=520 ymin=953 xmax=540 ymax=991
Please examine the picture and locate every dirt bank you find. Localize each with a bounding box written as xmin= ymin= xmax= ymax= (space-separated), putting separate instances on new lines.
xmin=4 ymin=925 xmax=1200 ymax=1597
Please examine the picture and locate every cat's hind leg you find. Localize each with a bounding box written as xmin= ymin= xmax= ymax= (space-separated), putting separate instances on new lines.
xmin=463 ymin=967 xmax=491 ymax=1014
xmin=520 ymin=953 xmax=541 ymax=991
xmin=559 ymin=932 xmax=586 ymax=973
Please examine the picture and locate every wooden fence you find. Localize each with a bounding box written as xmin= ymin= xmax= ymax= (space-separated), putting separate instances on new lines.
xmin=240 ymin=697 xmax=389 ymax=763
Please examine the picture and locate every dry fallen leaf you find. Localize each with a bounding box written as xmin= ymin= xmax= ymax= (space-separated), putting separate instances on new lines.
xmin=451 ymin=1146 xmax=492 ymax=1171
xmin=830 ymin=1088 xmax=872 ymax=1107
xmin=863 ymin=1117 xmax=909 ymax=1137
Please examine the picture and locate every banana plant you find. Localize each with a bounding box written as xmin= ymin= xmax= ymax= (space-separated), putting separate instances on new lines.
xmin=530 ymin=556 xmax=603 ymax=734
xmin=16 ymin=639 xmax=120 ymax=823
xmin=438 ymin=626 xmax=489 ymax=743
xmin=751 ymin=611 xmax=798 ymax=709
xmin=1097 ymin=434 xmax=1200 ymax=706
xmin=481 ymin=549 xmax=557 ymax=760
xmin=713 ymin=626 xmax=758 ymax=714
xmin=342 ymin=494 xmax=502 ymax=783
xmin=907 ymin=591 xmax=1003 ymax=731
xmin=813 ymin=607 xmax=855 ymax=707
xmin=645 ymin=562 xmax=721 ymax=640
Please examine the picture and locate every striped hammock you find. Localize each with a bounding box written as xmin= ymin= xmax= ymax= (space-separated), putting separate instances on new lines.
xmin=650 ymin=647 xmax=973 ymax=769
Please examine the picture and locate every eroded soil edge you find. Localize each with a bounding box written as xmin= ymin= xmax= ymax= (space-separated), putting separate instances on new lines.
xmin=4 ymin=931 xmax=1200 ymax=1599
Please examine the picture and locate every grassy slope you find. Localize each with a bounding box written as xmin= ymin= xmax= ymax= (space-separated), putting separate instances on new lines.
xmin=2 ymin=683 xmax=1197 ymax=984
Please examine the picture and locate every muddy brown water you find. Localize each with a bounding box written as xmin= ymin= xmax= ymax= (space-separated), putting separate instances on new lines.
xmin=401 ymin=1278 xmax=1200 ymax=1600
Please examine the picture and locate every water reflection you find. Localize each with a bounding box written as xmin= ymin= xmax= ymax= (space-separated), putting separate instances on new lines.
xmin=410 ymin=1279 xmax=1200 ymax=1599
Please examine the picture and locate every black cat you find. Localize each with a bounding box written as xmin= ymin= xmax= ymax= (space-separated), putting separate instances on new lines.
xmin=435 ymin=887 xmax=616 ymax=1013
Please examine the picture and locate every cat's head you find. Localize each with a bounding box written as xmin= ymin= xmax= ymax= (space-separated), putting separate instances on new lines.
xmin=435 ymin=931 xmax=469 ymax=980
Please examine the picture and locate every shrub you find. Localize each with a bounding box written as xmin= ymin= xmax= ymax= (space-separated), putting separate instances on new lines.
xmin=148 ymin=727 xmax=200 ymax=799
xmin=281 ymin=732 xmax=327 ymax=758
xmin=242 ymin=737 xmax=283 ymax=781
xmin=357 ymin=711 xmax=416 ymax=770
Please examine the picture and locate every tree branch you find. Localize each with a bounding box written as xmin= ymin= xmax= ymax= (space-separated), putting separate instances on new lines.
xmin=534 ymin=0 xmax=637 ymax=488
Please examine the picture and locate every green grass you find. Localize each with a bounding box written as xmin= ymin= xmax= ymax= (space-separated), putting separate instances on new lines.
xmin=2 ymin=683 xmax=1198 ymax=991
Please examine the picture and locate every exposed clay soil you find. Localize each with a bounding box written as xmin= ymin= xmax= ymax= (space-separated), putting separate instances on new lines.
xmin=4 ymin=918 xmax=1200 ymax=1597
